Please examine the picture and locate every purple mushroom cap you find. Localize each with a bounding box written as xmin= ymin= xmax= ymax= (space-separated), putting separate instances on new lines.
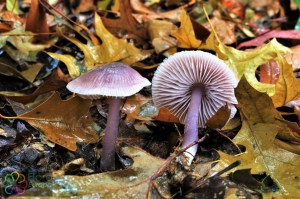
xmin=67 ymin=62 xmax=151 ymax=99
xmin=152 ymin=50 xmax=237 ymax=127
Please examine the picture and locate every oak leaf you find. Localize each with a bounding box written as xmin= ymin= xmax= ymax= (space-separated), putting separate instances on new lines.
xmin=212 ymin=77 xmax=300 ymax=198
xmin=48 ymin=13 xmax=151 ymax=78
xmin=0 ymin=92 xmax=99 ymax=151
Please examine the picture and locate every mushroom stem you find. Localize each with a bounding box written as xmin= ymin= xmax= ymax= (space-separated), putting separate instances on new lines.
xmin=100 ymin=97 xmax=122 ymax=171
xmin=181 ymin=88 xmax=202 ymax=165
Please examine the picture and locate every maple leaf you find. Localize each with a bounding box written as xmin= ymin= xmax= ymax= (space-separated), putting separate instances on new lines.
xmin=0 ymin=92 xmax=99 ymax=151
xmin=212 ymin=77 xmax=300 ymax=198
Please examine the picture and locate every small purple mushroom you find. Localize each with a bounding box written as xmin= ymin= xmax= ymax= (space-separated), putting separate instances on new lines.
xmin=67 ymin=62 xmax=151 ymax=171
xmin=152 ymin=51 xmax=237 ymax=165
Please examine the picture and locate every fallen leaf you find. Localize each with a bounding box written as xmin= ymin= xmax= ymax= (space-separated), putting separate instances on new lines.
xmin=215 ymin=38 xmax=291 ymax=95
xmin=204 ymin=11 xmax=236 ymax=45
xmin=271 ymin=56 xmax=300 ymax=107
xmin=20 ymin=63 xmax=43 ymax=83
xmin=16 ymin=145 xmax=170 ymax=198
xmin=259 ymin=60 xmax=279 ymax=84
xmin=221 ymin=0 xmax=244 ymax=19
xmin=131 ymin=0 xmax=196 ymax=22
xmin=48 ymin=13 xmax=151 ymax=77
xmin=205 ymin=104 xmax=231 ymax=129
xmin=1 ymin=26 xmax=52 ymax=62
xmin=172 ymin=10 xmax=201 ymax=49
xmin=7 ymin=69 xmax=67 ymax=104
xmin=73 ymin=0 xmax=96 ymax=13
xmin=6 ymin=0 xmax=21 ymax=14
xmin=146 ymin=19 xmax=177 ymax=54
xmin=123 ymin=94 xmax=154 ymax=123
xmin=0 ymin=92 xmax=99 ymax=151
xmin=101 ymin=0 xmax=148 ymax=39
xmin=201 ymin=8 xmax=292 ymax=96
xmin=212 ymin=77 xmax=300 ymax=198
xmin=25 ymin=0 xmax=49 ymax=41
xmin=154 ymin=108 xmax=180 ymax=123
xmin=284 ymin=44 xmax=300 ymax=71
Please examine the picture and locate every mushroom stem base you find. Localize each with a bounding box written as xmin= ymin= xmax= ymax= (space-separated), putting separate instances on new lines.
xmin=181 ymin=88 xmax=202 ymax=165
xmin=100 ymin=97 xmax=122 ymax=171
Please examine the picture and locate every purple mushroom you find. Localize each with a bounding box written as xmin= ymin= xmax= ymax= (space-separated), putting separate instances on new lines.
xmin=152 ymin=51 xmax=237 ymax=165
xmin=67 ymin=62 xmax=151 ymax=171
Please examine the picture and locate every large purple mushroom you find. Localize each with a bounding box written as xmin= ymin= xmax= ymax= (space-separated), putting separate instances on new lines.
xmin=67 ymin=62 xmax=151 ymax=171
xmin=152 ymin=51 xmax=237 ymax=165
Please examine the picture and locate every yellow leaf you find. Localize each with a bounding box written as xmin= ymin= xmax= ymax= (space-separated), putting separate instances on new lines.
xmin=212 ymin=77 xmax=300 ymax=198
xmin=201 ymin=8 xmax=291 ymax=95
xmin=201 ymin=30 xmax=291 ymax=96
xmin=48 ymin=13 xmax=151 ymax=76
xmin=271 ymin=56 xmax=300 ymax=107
xmin=47 ymin=52 xmax=81 ymax=78
xmin=94 ymin=13 xmax=151 ymax=65
xmin=172 ymin=10 xmax=201 ymax=49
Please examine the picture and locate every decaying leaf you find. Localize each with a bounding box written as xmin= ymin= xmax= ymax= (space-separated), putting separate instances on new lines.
xmin=0 ymin=92 xmax=99 ymax=151
xmin=212 ymin=77 xmax=300 ymax=198
xmin=172 ymin=10 xmax=201 ymax=49
xmin=15 ymin=145 xmax=170 ymax=198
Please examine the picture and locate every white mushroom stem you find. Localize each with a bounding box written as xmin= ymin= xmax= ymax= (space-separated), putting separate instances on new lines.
xmin=100 ymin=97 xmax=122 ymax=171
xmin=181 ymin=88 xmax=202 ymax=165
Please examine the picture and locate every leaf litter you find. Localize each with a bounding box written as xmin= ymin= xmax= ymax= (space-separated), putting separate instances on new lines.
xmin=0 ymin=0 xmax=300 ymax=198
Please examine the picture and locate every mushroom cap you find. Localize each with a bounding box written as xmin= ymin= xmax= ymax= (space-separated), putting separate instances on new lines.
xmin=152 ymin=51 xmax=238 ymax=127
xmin=67 ymin=62 xmax=151 ymax=99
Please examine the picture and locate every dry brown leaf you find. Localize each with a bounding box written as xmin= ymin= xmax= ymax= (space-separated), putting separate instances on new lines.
xmin=8 ymin=69 xmax=67 ymax=104
xmin=0 ymin=92 xmax=99 ymax=151
xmin=101 ymin=0 xmax=148 ymax=39
xmin=259 ymin=60 xmax=280 ymax=84
xmin=131 ymin=0 xmax=196 ymax=22
xmin=204 ymin=11 xmax=236 ymax=45
xmin=25 ymin=0 xmax=49 ymax=41
xmin=284 ymin=44 xmax=300 ymax=71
